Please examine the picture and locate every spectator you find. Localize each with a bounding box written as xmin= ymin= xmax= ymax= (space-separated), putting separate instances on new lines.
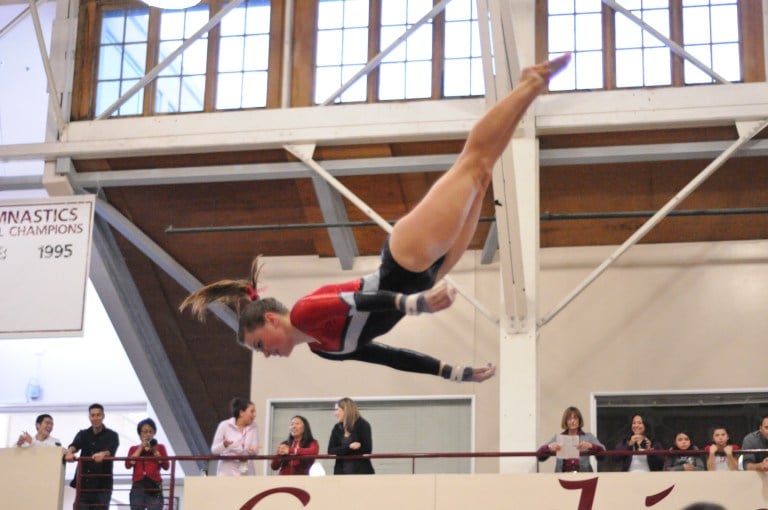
xmin=664 ymin=431 xmax=704 ymax=472
xmin=328 ymin=397 xmax=374 ymax=474
xmin=125 ymin=418 xmax=169 ymax=510
xmin=741 ymin=414 xmax=768 ymax=472
xmin=706 ymin=426 xmax=739 ymax=471
xmin=211 ymin=397 xmax=259 ymax=476
xmin=271 ymin=415 xmax=319 ymax=475
xmin=536 ymin=406 xmax=604 ymax=472
xmin=63 ymin=403 xmax=120 ymax=510
xmin=16 ymin=413 xmax=61 ymax=448
xmin=615 ymin=413 xmax=664 ymax=472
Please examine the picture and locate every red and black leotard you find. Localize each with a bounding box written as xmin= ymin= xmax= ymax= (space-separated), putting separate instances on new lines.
xmin=289 ymin=239 xmax=446 ymax=376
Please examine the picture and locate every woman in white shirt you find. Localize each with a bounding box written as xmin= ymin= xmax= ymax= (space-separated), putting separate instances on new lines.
xmin=211 ymin=397 xmax=260 ymax=476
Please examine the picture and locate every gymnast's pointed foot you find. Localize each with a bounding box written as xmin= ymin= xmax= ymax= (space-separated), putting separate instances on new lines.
xmin=522 ymin=52 xmax=572 ymax=92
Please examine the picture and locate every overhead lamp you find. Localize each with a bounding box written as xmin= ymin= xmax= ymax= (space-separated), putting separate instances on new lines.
xmin=142 ymin=0 xmax=202 ymax=9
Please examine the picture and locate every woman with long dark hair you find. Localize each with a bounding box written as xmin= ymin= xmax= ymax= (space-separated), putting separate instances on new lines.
xmin=271 ymin=415 xmax=319 ymax=475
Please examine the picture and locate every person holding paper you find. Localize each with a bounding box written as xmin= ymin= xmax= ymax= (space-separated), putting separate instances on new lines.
xmin=536 ymin=406 xmax=605 ymax=472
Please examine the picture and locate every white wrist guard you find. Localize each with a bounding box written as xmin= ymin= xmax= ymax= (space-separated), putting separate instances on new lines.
xmin=399 ymin=293 xmax=427 ymax=315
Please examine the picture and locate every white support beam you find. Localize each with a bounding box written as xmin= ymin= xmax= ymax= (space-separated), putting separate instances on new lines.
xmin=93 ymin=197 xmax=238 ymax=331
xmin=539 ymin=118 xmax=768 ymax=328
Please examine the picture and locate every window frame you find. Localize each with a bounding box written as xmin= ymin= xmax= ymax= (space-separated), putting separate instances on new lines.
xmin=535 ymin=0 xmax=765 ymax=91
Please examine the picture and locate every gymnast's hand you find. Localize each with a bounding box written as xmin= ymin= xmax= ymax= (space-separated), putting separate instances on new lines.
xmin=421 ymin=282 xmax=457 ymax=313
xmin=398 ymin=282 xmax=457 ymax=315
xmin=471 ymin=363 xmax=496 ymax=382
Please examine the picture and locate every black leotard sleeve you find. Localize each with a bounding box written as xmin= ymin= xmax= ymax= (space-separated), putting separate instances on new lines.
xmin=312 ymin=341 xmax=441 ymax=376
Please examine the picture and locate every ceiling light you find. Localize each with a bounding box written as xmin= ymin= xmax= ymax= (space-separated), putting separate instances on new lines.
xmin=142 ymin=0 xmax=202 ymax=9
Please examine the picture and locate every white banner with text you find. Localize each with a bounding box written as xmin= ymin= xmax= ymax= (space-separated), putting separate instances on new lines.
xmin=0 ymin=195 xmax=95 ymax=338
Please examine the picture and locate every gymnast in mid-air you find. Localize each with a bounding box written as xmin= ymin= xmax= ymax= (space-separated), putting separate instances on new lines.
xmin=180 ymin=53 xmax=572 ymax=382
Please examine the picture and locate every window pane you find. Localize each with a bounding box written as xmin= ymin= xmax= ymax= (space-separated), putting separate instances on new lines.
xmin=643 ymin=47 xmax=671 ymax=86
xmin=616 ymin=48 xmax=643 ymax=87
xmin=344 ymin=0 xmax=369 ymax=27
xmin=574 ymin=50 xmax=602 ymax=89
xmin=444 ymin=59 xmax=470 ymax=96
xmin=316 ymin=0 xmax=377 ymax=103
xmin=642 ymin=9 xmax=669 ymax=47
xmin=156 ymin=77 xmax=181 ymax=112
xmin=180 ymin=75 xmax=205 ymax=111
xmin=443 ymin=1 xmax=481 ymax=98
xmin=156 ymin=6 xmax=208 ymax=113
xmin=548 ymin=52 xmax=576 ymax=91
xmin=158 ymin=41 xmax=182 ymax=76
xmin=710 ymin=5 xmax=738 ymax=43
xmin=98 ymin=45 xmax=123 ymax=81
xmin=101 ymin=12 xmax=125 ymax=44
xmin=217 ymin=73 xmax=243 ymax=109
xmin=340 ymin=64 xmax=367 ymax=102
xmin=316 ymin=30 xmax=343 ymax=66
xmin=220 ymin=4 xmax=246 ymax=36
xmin=122 ymin=43 xmax=147 ymax=80
xmin=469 ymin=57 xmax=485 ymax=95
xmin=244 ymin=34 xmax=269 ymax=71
xmin=96 ymin=81 xmax=119 ymax=117
xmin=379 ymin=62 xmax=405 ymax=100
xmin=445 ymin=0 xmax=473 ymax=21
xmin=381 ymin=25 xmax=407 ymax=62
xmin=318 ymin=0 xmax=344 ymax=29
xmin=683 ymin=44 xmax=713 ymax=83
xmin=381 ymin=0 xmax=407 ymax=24
xmin=406 ymin=0 xmax=433 ymax=24
xmin=683 ymin=7 xmax=710 ymax=45
xmin=125 ymin=14 xmax=149 ymax=43
xmin=245 ymin=2 xmax=271 ymax=33
xmin=615 ymin=11 xmax=643 ymax=49
xmin=314 ymin=66 xmax=342 ymax=103
xmin=575 ymin=13 xmax=601 ymax=51
xmin=574 ymin=0 xmax=601 ymax=12
xmin=242 ymin=71 xmax=268 ymax=107
xmin=404 ymin=60 xmax=431 ymax=98
xmin=219 ymin=37 xmax=245 ymax=72
xmin=712 ymin=43 xmax=740 ymax=81
xmin=96 ymin=9 xmax=149 ymax=117
xmin=549 ymin=15 xmax=575 ymax=53
xmin=182 ymin=39 xmax=207 ymax=75
xmin=445 ymin=22 xmax=471 ymax=59
xmin=119 ymin=79 xmax=143 ymax=115
xmin=378 ymin=0 xmax=432 ymax=101
xmin=342 ymin=27 xmax=369 ymax=64
xmin=406 ymin=24 xmax=432 ymax=61
xmin=216 ymin=0 xmax=271 ymax=111
xmin=549 ymin=0 xmax=575 ymax=16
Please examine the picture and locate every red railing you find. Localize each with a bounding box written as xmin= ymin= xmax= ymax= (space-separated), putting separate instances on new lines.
xmin=70 ymin=448 xmax=768 ymax=509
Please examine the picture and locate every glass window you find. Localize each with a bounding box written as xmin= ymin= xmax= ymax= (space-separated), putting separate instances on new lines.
xmin=615 ymin=0 xmax=671 ymax=88
xmin=544 ymin=0 xmax=744 ymax=91
xmin=314 ymin=0 xmax=370 ymax=104
xmin=682 ymin=0 xmax=740 ymax=84
xmin=379 ymin=0 xmax=433 ymax=100
xmin=443 ymin=0 xmax=484 ymax=97
xmin=547 ymin=0 xmax=603 ymax=91
xmin=217 ymin=0 xmax=271 ymax=109
xmin=95 ymin=9 xmax=149 ymax=117
xmin=156 ymin=4 xmax=210 ymax=113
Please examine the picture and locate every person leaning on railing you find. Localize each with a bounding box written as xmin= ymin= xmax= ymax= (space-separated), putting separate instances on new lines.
xmin=536 ymin=406 xmax=605 ymax=473
xmin=271 ymin=415 xmax=319 ymax=476
xmin=614 ymin=413 xmax=664 ymax=472
xmin=741 ymin=414 xmax=768 ymax=472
